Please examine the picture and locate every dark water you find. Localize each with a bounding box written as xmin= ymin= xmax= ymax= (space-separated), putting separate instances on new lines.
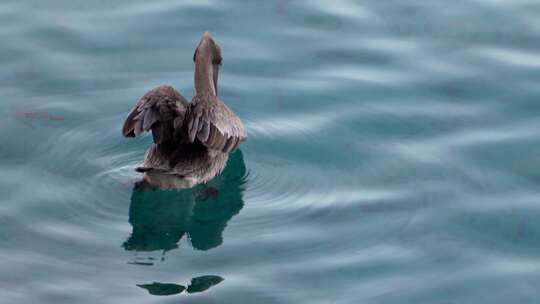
xmin=1 ymin=1 xmax=540 ymax=303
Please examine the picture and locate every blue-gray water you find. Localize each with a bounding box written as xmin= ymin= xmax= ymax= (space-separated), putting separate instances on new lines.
xmin=1 ymin=1 xmax=540 ymax=303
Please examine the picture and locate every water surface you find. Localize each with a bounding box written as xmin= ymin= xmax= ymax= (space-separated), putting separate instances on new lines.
xmin=1 ymin=1 xmax=540 ymax=303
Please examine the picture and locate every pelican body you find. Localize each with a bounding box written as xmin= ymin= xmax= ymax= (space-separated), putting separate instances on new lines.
xmin=122 ymin=32 xmax=246 ymax=188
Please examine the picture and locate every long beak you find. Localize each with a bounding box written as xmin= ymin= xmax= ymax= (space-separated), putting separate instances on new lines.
xmin=213 ymin=64 xmax=219 ymax=96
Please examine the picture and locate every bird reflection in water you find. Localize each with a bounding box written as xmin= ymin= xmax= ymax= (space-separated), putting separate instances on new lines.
xmin=137 ymin=276 xmax=225 ymax=296
xmin=124 ymin=150 xmax=247 ymax=296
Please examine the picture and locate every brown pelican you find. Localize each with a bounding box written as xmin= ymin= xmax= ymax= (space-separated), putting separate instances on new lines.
xmin=122 ymin=32 xmax=246 ymax=188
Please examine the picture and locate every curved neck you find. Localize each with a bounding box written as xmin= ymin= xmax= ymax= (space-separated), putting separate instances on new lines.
xmin=194 ymin=56 xmax=216 ymax=96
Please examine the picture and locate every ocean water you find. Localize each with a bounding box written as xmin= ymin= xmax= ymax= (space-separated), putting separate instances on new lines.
xmin=1 ymin=0 xmax=540 ymax=303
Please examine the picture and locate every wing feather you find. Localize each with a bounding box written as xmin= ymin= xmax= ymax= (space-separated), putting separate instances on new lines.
xmin=122 ymin=85 xmax=188 ymax=144
xmin=186 ymin=94 xmax=247 ymax=152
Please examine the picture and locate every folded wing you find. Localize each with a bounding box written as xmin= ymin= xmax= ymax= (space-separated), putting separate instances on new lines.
xmin=122 ymin=85 xmax=189 ymax=144
xmin=186 ymin=95 xmax=247 ymax=153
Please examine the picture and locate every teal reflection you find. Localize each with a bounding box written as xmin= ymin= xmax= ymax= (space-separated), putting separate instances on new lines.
xmin=137 ymin=282 xmax=186 ymax=296
xmin=187 ymin=275 xmax=224 ymax=294
xmin=123 ymin=150 xmax=247 ymax=255
xmin=137 ymin=275 xmax=224 ymax=297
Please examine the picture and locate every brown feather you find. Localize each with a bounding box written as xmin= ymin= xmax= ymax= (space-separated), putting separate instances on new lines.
xmin=121 ymin=85 xmax=188 ymax=144
xmin=198 ymin=121 xmax=210 ymax=142
xmin=184 ymin=93 xmax=246 ymax=151
xmin=223 ymin=136 xmax=236 ymax=153
xmin=134 ymin=120 xmax=143 ymax=136
xmin=142 ymin=108 xmax=157 ymax=131
xmin=151 ymin=123 xmax=163 ymax=144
